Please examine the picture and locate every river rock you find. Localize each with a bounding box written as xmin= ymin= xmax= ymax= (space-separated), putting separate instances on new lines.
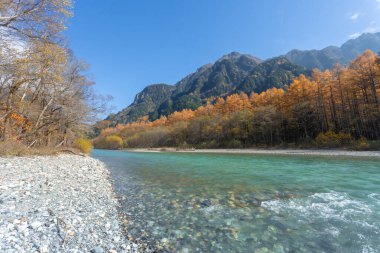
xmin=91 ymin=246 xmax=104 ymax=253
xmin=200 ymin=199 xmax=212 ymax=208
xmin=0 ymin=155 xmax=141 ymax=252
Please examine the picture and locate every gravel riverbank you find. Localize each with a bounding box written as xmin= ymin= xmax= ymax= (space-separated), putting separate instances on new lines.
xmin=0 ymin=154 xmax=139 ymax=253
xmin=128 ymin=148 xmax=380 ymax=157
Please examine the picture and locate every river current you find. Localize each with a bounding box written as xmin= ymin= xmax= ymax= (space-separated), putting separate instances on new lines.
xmin=93 ymin=150 xmax=380 ymax=253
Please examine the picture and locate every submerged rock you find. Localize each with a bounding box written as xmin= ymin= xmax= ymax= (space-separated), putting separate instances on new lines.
xmin=255 ymin=247 xmax=269 ymax=253
xmin=247 ymin=198 xmax=262 ymax=207
xmin=200 ymin=199 xmax=212 ymax=208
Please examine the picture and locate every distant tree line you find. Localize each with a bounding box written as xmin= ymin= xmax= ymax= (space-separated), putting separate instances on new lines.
xmin=0 ymin=0 xmax=105 ymax=147
xmin=94 ymin=50 xmax=380 ymax=150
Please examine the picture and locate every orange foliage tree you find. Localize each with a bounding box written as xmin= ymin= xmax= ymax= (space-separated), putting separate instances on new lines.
xmin=94 ymin=51 xmax=380 ymax=149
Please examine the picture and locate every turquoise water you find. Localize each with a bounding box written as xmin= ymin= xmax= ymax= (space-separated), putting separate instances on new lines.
xmin=92 ymin=150 xmax=380 ymax=253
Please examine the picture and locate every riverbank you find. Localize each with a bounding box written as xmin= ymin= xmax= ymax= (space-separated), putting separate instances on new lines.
xmin=127 ymin=148 xmax=380 ymax=157
xmin=0 ymin=154 xmax=138 ymax=253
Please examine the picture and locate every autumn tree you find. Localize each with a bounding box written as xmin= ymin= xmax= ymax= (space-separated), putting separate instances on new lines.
xmin=0 ymin=0 xmax=72 ymax=40
xmin=0 ymin=0 xmax=105 ymax=147
xmin=251 ymin=106 xmax=282 ymax=145
xmin=94 ymin=51 xmax=380 ymax=150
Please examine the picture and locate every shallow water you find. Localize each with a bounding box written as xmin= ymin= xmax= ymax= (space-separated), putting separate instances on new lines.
xmin=92 ymin=150 xmax=380 ymax=253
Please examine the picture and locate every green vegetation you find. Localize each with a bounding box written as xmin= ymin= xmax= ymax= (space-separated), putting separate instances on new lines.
xmin=107 ymin=84 xmax=176 ymax=123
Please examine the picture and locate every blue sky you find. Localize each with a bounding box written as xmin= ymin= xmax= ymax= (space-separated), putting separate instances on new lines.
xmin=65 ymin=0 xmax=380 ymax=113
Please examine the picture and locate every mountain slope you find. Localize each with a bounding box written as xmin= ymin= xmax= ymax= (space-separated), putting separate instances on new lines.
xmin=107 ymin=84 xmax=175 ymax=124
xmin=174 ymin=52 xmax=261 ymax=96
xmin=162 ymin=52 xmax=263 ymax=114
xmin=238 ymin=57 xmax=309 ymax=94
xmin=109 ymin=53 xmax=308 ymax=124
xmin=107 ymin=33 xmax=380 ymax=125
xmin=340 ymin=33 xmax=380 ymax=60
xmin=285 ymin=32 xmax=380 ymax=70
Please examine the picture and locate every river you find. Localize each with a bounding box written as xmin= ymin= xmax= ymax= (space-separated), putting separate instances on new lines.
xmin=92 ymin=149 xmax=380 ymax=253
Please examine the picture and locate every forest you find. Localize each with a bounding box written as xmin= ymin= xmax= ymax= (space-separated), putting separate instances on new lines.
xmin=0 ymin=0 xmax=102 ymax=152
xmin=94 ymin=50 xmax=380 ymax=150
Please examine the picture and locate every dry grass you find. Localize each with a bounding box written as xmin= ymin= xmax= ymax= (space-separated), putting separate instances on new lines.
xmin=0 ymin=141 xmax=83 ymax=157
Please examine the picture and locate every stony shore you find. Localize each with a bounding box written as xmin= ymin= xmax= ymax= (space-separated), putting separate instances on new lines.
xmin=0 ymin=154 xmax=138 ymax=253
xmin=128 ymin=148 xmax=380 ymax=157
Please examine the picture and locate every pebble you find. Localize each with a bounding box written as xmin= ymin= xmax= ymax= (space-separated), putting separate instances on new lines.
xmin=39 ymin=244 xmax=48 ymax=253
xmin=30 ymin=221 xmax=42 ymax=229
xmin=91 ymin=246 xmax=104 ymax=253
xmin=273 ymin=243 xmax=285 ymax=253
xmin=0 ymin=155 xmax=140 ymax=252
xmin=255 ymin=247 xmax=269 ymax=253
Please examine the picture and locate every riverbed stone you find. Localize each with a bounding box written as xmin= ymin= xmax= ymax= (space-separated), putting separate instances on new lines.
xmin=0 ymin=154 xmax=140 ymax=252
xmin=91 ymin=246 xmax=104 ymax=253
xmin=255 ymin=247 xmax=269 ymax=253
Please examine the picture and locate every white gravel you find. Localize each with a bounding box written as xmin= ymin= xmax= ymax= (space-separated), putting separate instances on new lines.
xmin=0 ymin=154 xmax=139 ymax=253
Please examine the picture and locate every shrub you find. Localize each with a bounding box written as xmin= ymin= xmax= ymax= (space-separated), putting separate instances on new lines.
xmin=315 ymin=131 xmax=353 ymax=148
xmin=355 ymin=137 xmax=370 ymax=150
xmin=0 ymin=141 xmax=80 ymax=156
xmin=124 ymin=134 xmax=140 ymax=148
xmin=224 ymin=139 xmax=243 ymax=149
xmin=197 ymin=140 xmax=218 ymax=149
xmin=105 ymin=135 xmax=124 ymax=149
xmin=138 ymin=128 xmax=170 ymax=147
xmin=367 ymin=141 xmax=380 ymax=150
xmin=337 ymin=132 xmax=353 ymax=145
xmin=0 ymin=140 xmax=29 ymax=156
xmin=178 ymin=141 xmax=193 ymax=149
xmin=75 ymin=138 xmax=93 ymax=154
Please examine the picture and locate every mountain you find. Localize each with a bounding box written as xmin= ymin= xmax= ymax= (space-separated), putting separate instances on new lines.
xmin=160 ymin=52 xmax=264 ymax=114
xmin=108 ymin=53 xmax=308 ymax=124
xmin=107 ymin=33 xmax=380 ymax=125
xmin=340 ymin=32 xmax=380 ymax=60
xmin=107 ymin=84 xmax=175 ymax=123
xmin=285 ymin=32 xmax=380 ymax=70
xmin=174 ymin=52 xmax=262 ymax=97
xmin=238 ymin=56 xmax=309 ymax=94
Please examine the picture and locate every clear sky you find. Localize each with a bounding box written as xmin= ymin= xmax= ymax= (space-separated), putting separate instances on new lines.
xmin=65 ymin=0 xmax=380 ymax=113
